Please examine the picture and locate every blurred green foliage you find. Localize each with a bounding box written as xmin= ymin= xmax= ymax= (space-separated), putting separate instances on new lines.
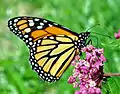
xmin=0 ymin=0 xmax=120 ymax=94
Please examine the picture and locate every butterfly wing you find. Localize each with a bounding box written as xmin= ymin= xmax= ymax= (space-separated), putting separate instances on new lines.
xmin=8 ymin=16 xmax=79 ymax=82
xmin=8 ymin=16 xmax=79 ymax=47
xmin=30 ymin=35 xmax=76 ymax=82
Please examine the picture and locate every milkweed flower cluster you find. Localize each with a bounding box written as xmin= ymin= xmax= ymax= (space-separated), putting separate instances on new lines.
xmin=114 ymin=29 xmax=120 ymax=39
xmin=68 ymin=45 xmax=106 ymax=94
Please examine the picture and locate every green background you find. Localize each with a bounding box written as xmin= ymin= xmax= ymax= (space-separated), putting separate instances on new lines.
xmin=0 ymin=0 xmax=120 ymax=94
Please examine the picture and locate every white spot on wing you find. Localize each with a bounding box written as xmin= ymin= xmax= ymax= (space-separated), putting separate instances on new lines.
xmin=53 ymin=23 xmax=58 ymax=25
xmin=41 ymin=71 xmax=43 ymax=73
xmin=49 ymin=36 xmax=54 ymax=39
xmin=24 ymin=35 xmax=28 ymax=38
xmin=35 ymin=64 xmax=38 ymax=67
xmin=25 ymin=40 xmax=28 ymax=43
xmin=78 ymin=40 xmax=80 ymax=42
xmin=33 ymin=48 xmax=35 ymax=51
xmin=48 ymin=74 xmax=50 ymax=76
xmin=80 ymin=38 xmax=83 ymax=40
xmin=15 ymin=28 xmax=18 ymax=30
xmin=19 ymin=35 xmax=22 ymax=37
xmin=37 ymin=69 xmax=39 ymax=72
xmin=39 ymin=67 xmax=41 ymax=70
xmin=48 ymin=24 xmax=52 ymax=27
xmin=48 ymin=79 xmax=50 ymax=82
xmin=43 ymin=20 xmax=47 ymax=23
xmin=24 ymin=28 xmax=31 ymax=33
xmin=30 ymin=53 xmax=33 ymax=56
xmin=28 ymin=20 xmax=34 ymax=26
xmin=44 ymin=73 xmax=47 ymax=76
xmin=40 ymin=74 xmax=42 ymax=76
xmin=34 ymin=18 xmax=39 ymax=21
xmin=15 ymin=18 xmax=20 ymax=20
xmin=37 ymin=26 xmax=43 ymax=29
xmin=10 ymin=26 xmax=13 ymax=29
xmin=79 ymin=35 xmax=81 ymax=37
xmin=75 ymin=46 xmax=77 ymax=48
xmin=38 ymin=40 xmax=41 ymax=43
xmin=29 ymin=38 xmax=32 ymax=41
xmin=42 ymin=76 xmax=45 ymax=79
xmin=40 ymin=22 xmax=44 ymax=25
xmin=13 ymin=23 xmax=16 ymax=26
xmin=50 ymin=76 xmax=53 ymax=79
xmin=28 ymin=20 xmax=34 ymax=23
xmin=9 ymin=21 xmax=12 ymax=25
xmin=14 ymin=19 xmax=18 ymax=22
xmin=32 ymin=44 xmax=35 ymax=47
xmin=29 ymin=22 xmax=34 ymax=26
xmin=32 ymin=62 xmax=34 ymax=65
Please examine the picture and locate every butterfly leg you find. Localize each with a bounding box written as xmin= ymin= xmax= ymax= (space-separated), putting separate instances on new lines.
xmin=86 ymin=39 xmax=92 ymax=45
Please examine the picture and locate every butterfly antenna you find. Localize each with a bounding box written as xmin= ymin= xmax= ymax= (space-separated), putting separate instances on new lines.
xmin=86 ymin=24 xmax=100 ymax=31
xmin=91 ymin=32 xmax=112 ymax=39
xmin=86 ymin=24 xmax=112 ymax=39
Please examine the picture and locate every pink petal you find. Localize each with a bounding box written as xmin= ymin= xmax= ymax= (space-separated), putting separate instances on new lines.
xmin=75 ymin=90 xmax=80 ymax=94
xmin=100 ymin=54 xmax=106 ymax=62
xmin=68 ymin=76 xmax=76 ymax=84
xmin=86 ymin=52 xmax=92 ymax=61
xmin=114 ymin=32 xmax=120 ymax=39
xmin=88 ymin=87 xmax=96 ymax=94
xmin=73 ymin=82 xmax=79 ymax=88
xmin=95 ymin=88 xmax=102 ymax=94
xmin=118 ymin=30 xmax=120 ymax=37
xmin=75 ymin=55 xmax=80 ymax=60
xmin=71 ymin=60 xmax=77 ymax=66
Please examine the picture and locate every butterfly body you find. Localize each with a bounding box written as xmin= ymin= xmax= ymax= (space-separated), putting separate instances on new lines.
xmin=8 ymin=16 xmax=90 ymax=82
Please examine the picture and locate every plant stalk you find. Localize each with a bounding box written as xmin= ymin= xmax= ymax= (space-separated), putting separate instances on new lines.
xmin=103 ymin=73 xmax=120 ymax=77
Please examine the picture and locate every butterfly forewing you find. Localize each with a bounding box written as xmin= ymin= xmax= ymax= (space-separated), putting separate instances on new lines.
xmin=8 ymin=17 xmax=78 ymax=43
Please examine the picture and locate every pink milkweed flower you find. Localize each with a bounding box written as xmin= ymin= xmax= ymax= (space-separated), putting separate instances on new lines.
xmin=73 ymin=81 xmax=79 ymax=88
xmin=114 ymin=29 xmax=120 ymax=39
xmin=100 ymin=54 xmax=106 ymax=62
xmin=73 ymin=69 xmax=80 ymax=78
xmin=75 ymin=55 xmax=80 ymax=60
xmin=71 ymin=60 xmax=77 ymax=66
xmin=68 ymin=45 xmax=105 ymax=94
xmin=75 ymin=90 xmax=80 ymax=94
xmin=68 ymin=76 xmax=76 ymax=84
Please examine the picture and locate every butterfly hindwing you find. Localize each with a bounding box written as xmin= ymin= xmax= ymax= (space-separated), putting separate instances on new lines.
xmin=29 ymin=35 xmax=76 ymax=82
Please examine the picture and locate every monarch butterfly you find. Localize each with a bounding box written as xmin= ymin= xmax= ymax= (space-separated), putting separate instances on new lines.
xmin=8 ymin=16 xmax=90 ymax=82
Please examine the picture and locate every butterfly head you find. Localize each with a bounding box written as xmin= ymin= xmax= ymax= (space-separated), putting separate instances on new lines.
xmin=75 ymin=32 xmax=90 ymax=48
